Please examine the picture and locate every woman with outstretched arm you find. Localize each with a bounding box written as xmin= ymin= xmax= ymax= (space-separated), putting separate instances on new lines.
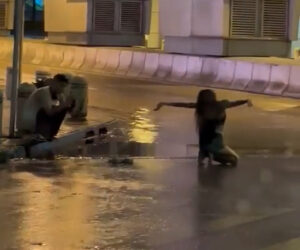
xmin=154 ymin=89 xmax=252 ymax=167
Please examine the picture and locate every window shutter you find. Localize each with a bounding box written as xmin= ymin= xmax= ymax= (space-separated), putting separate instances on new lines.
xmin=262 ymin=0 xmax=288 ymax=39
xmin=94 ymin=0 xmax=115 ymax=32
xmin=231 ymin=0 xmax=258 ymax=37
xmin=120 ymin=1 xmax=142 ymax=33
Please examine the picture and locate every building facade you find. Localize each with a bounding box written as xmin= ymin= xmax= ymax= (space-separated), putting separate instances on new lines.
xmin=0 ymin=0 xmax=14 ymax=35
xmin=44 ymin=0 xmax=160 ymax=47
xmin=159 ymin=0 xmax=300 ymax=57
xmin=0 ymin=0 xmax=299 ymax=57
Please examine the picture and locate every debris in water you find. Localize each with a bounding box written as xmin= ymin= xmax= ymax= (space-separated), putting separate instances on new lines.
xmin=108 ymin=157 xmax=134 ymax=166
xmin=31 ymin=242 xmax=45 ymax=246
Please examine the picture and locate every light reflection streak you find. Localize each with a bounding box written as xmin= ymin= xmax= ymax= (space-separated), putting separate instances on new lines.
xmin=128 ymin=108 xmax=158 ymax=144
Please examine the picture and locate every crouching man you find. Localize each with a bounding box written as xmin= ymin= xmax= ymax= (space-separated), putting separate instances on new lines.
xmin=19 ymin=74 xmax=74 ymax=141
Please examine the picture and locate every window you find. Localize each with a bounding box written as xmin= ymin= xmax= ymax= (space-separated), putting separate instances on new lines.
xmin=93 ymin=0 xmax=143 ymax=34
xmin=120 ymin=1 xmax=142 ymax=32
xmin=25 ymin=0 xmax=44 ymax=22
xmin=230 ymin=0 xmax=289 ymax=39
xmin=94 ymin=0 xmax=115 ymax=32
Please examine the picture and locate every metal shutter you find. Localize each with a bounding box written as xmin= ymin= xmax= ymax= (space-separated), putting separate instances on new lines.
xmin=94 ymin=0 xmax=115 ymax=32
xmin=231 ymin=0 xmax=258 ymax=37
xmin=0 ymin=2 xmax=6 ymax=29
xmin=120 ymin=1 xmax=142 ymax=33
xmin=262 ymin=0 xmax=288 ymax=39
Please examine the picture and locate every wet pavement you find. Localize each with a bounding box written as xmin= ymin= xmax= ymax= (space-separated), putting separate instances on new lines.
xmin=1 ymin=62 xmax=300 ymax=249
xmin=2 ymin=61 xmax=300 ymax=158
xmin=1 ymin=157 xmax=300 ymax=250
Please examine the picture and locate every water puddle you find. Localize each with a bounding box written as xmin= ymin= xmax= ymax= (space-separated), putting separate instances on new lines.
xmin=57 ymin=108 xmax=159 ymax=158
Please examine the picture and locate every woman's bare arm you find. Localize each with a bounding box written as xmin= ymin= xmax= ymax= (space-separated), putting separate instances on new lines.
xmin=154 ymin=102 xmax=196 ymax=111
xmin=225 ymin=100 xmax=252 ymax=109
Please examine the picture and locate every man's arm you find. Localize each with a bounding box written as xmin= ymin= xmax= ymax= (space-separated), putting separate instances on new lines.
xmin=39 ymin=91 xmax=71 ymax=116
xmin=154 ymin=102 xmax=196 ymax=111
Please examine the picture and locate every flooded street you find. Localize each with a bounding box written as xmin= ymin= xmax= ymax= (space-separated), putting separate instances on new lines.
xmin=0 ymin=158 xmax=163 ymax=249
xmin=2 ymin=157 xmax=300 ymax=249
xmin=1 ymin=65 xmax=300 ymax=249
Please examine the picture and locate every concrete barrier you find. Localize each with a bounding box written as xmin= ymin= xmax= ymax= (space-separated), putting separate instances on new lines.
xmin=170 ymin=55 xmax=188 ymax=81
xmin=264 ymin=65 xmax=291 ymax=96
xmin=81 ymin=47 xmax=97 ymax=71
xmin=70 ymin=47 xmax=86 ymax=69
xmin=199 ymin=58 xmax=219 ymax=85
xmin=155 ymin=54 xmax=173 ymax=79
xmin=116 ymin=50 xmax=133 ymax=75
xmin=105 ymin=50 xmax=120 ymax=73
xmin=247 ymin=63 xmax=271 ymax=93
xmin=31 ymin=44 xmax=46 ymax=65
xmin=43 ymin=45 xmax=64 ymax=67
xmin=0 ymin=40 xmax=7 ymax=59
xmin=2 ymin=37 xmax=300 ymax=100
xmin=94 ymin=49 xmax=109 ymax=70
xmin=231 ymin=61 xmax=253 ymax=90
xmin=140 ymin=53 xmax=159 ymax=78
xmin=214 ymin=59 xmax=236 ymax=88
xmin=127 ymin=52 xmax=146 ymax=77
xmin=7 ymin=41 xmax=13 ymax=61
xmin=0 ymin=39 xmax=12 ymax=62
xmin=185 ymin=56 xmax=203 ymax=82
xmin=60 ymin=47 xmax=75 ymax=68
xmin=22 ymin=43 xmax=36 ymax=64
xmin=283 ymin=66 xmax=300 ymax=98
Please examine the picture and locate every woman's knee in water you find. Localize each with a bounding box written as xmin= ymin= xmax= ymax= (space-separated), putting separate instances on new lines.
xmin=207 ymin=146 xmax=237 ymax=166
xmin=198 ymin=150 xmax=213 ymax=167
xmin=214 ymin=153 xmax=238 ymax=167
xmin=227 ymin=154 xmax=238 ymax=167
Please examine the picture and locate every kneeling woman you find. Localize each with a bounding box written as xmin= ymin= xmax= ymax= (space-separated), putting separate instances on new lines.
xmin=154 ymin=89 xmax=252 ymax=167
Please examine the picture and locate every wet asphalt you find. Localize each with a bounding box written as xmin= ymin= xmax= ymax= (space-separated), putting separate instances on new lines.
xmin=0 ymin=63 xmax=300 ymax=249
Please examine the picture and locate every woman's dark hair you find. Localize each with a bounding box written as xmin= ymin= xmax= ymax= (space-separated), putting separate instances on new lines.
xmin=195 ymin=89 xmax=217 ymax=129
xmin=196 ymin=89 xmax=216 ymax=114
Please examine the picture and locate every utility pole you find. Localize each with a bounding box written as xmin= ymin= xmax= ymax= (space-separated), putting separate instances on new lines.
xmin=9 ymin=0 xmax=25 ymax=137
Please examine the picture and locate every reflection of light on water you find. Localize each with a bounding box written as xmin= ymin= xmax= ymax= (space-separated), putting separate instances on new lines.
xmin=11 ymin=160 xmax=95 ymax=249
xmin=128 ymin=108 xmax=158 ymax=144
xmin=2 ymin=159 xmax=165 ymax=249
xmin=253 ymin=103 xmax=300 ymax=112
